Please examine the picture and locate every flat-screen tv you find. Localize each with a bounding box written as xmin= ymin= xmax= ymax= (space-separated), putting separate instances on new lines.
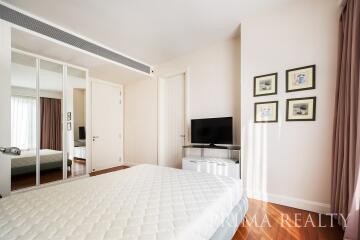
xmin=79 ymin=127 xmax=86 ymax=140
xmin=191 ymin=117 xmax=233 ymax=145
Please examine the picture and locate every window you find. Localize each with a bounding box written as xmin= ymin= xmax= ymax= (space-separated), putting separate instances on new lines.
xmin=11 ymin=96 xmax=36 ymax=150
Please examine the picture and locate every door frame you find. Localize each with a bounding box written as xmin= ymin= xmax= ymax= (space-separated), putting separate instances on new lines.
xmin=90 ymin=78 xmax=124 ymax=171
xmin=157 ymin=68 xmax=190 ymax=166
xmin=10 ymin=48 xmax=91 ymax=195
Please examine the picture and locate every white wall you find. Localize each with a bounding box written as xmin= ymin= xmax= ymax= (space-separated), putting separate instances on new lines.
xmin=241 ymin=0 xmax=339 ymax=213
xmin=124 ymin=77 xmax=158 ymax=165
xmin=157 ymin=37 xmax=241 ymax=144
xmin=124 ymin=38 xmax=241 ymax=166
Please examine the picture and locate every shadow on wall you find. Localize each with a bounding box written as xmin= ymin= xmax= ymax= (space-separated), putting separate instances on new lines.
xmin=233 ymin=36 xmax=241 ymax=145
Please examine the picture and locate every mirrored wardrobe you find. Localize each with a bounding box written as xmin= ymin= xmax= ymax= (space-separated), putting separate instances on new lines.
xmin=10 ymin=50 xmax=88 ymax=191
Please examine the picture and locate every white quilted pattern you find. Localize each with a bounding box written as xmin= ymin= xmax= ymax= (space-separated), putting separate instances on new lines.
xmin=0 ymin=164 xmax=243 ymax=240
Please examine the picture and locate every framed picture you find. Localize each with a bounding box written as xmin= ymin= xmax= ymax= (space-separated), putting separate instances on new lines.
xmin=254 ymin=101 xmax=278 ymax=123
xmin=286 ymin=65 xmax=315 ymax=92
xmin=254 ymin=73 xmax=277 ymax=97
xmin=286 ymin=97 xmax=316 ymax=121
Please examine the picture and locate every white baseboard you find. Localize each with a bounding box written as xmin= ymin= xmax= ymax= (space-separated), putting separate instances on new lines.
xmin=247 ymin=191 xmax=331 ymax=214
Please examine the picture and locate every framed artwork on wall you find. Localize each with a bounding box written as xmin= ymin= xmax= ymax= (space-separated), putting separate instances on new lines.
xmin=286 ymin=65 xmax=315 ymax=92
xmin=286 ymin=97 xmax=316 ymax=121
xmin=254 ymin=73 xmax=277 ymax=97
xmin=254 ymin=101 xmax=278 ymax=123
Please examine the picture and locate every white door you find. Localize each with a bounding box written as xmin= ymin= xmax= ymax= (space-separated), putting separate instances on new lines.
xmin=91 ymin=81 xmax=123 ymax=171
xmin=159 ymin=73 xmax=186 ymax=168
xmin=0 ymin=22 xmax=11 ymax=197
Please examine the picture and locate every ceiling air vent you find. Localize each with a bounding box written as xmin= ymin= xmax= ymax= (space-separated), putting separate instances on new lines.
xmin=0 ymin=3 xmax=151 ymax=74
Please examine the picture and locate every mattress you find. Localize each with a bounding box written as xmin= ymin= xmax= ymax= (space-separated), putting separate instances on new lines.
xmin=11 ymin=149 xmax=63 ymax=168
xmin=211 ymin=196 xmax=248 ymax=240
xmin=0 ymin=164 xmax=245 ymax=240
xmin=11 ymin=149 xmax=64 ymax=176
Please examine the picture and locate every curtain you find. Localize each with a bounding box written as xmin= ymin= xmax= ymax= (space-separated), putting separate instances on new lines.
xmin=11 ymin=96 xmax=36 ymax=150
xmin=40 ymin=97 xmax=62 ymax=151
xmin=332 ymin=0 xmax=360 ymax=239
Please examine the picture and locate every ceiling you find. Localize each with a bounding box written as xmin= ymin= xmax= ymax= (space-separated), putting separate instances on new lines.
xmin=12 ymin=28 xmax=149 ymax=85
xmin=4 ymin=0 xmax=294 ymax=65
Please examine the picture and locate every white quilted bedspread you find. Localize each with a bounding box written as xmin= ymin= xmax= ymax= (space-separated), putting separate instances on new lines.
xmin=0 ymin=164 xmax=243 ymax=240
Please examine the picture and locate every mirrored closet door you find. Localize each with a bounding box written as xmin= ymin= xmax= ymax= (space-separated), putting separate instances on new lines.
xmin=65 ymin=67 xmax=87 ymax=179
xmin=10 ymin=50 xmax=88 ymax=191
xmin=10 ymin=52 xmax=37 ymax=191
xmin=39 ymin=60 xmax=64 ymax=184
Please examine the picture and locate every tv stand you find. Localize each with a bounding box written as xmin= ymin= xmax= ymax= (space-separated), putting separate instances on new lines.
xmin=182 ymin=144 xmax=241 ymax=178
xmin=183 ymin=144 xmax=240 ymax=151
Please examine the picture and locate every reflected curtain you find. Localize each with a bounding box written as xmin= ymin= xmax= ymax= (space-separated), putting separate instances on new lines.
xmin=11 ymin=96 xmax=36 ymax=150
xmin=40 ymin=97 xmax=62 ymax=151
xmin=331 ymin=0 xmax=360 ymax=238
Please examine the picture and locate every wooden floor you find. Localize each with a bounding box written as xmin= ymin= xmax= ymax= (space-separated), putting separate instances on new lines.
xmin=89 ymin=165 xmax=129 ymax=176
xmin=233 ymin=199 xmax=344 ymax=240
xmin=91 ymin=166 xmax=344 ymax=240
xmin=11 ymin=161 xmax=86 ymax=191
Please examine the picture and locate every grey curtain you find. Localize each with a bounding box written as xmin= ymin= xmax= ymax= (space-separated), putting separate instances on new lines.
xmin=331 ymin=0 xmax=360 ymax=238
xmin=40 ymin=97 xmax=62 ymax=151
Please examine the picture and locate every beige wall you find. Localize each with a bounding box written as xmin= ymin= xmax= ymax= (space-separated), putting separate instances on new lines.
xmin=241 ymin=0 xmax=339 ymax=213
xmin=124 ymin=37 xmax=241 ymax=165
xmin=124 ymin=77 xmax=158 ymax=165
xmin=157 ymin=37 xmax=241 ymax=144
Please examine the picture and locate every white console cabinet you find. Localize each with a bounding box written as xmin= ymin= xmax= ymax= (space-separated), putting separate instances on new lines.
xmin=74 ymin=146 xmax=86 ymax=159
xmin=182 ymin=145 xmax=241 ymax=179
xmin=182 ymin=157 xmax=240 ymax=178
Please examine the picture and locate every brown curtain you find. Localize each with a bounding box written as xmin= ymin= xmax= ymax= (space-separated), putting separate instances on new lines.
xmin=40 ymin=97 xmax=62 ymax=151
xmin=331 ymin=0 xmax=360 ymax=237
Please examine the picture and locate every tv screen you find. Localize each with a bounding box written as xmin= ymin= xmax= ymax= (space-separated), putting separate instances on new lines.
xmin=191 ymin=117 xmax=233 ymax=145
xmin=79 ymin=127 xmax=86 ymax=140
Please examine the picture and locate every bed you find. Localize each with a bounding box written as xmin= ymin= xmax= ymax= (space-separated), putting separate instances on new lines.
xmin=0 ymin=164 xmax=248 ymax=240
xmin=11 ymin=149 xmax=72 ymax=176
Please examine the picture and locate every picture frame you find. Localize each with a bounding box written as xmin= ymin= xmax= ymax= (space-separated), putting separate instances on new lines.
xmin=254 ymin=73 xmax=278 ymax=97
xmin=254 ymin=101 xmax=278 ymax=123
xmin=286 ymin=97 xmax=316 ymax=121
xmin=286 ymin=65 xmax=315 ymax=92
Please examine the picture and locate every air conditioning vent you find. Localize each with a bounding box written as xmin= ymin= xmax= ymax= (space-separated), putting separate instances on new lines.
xmin=0 ymin=3 xmax=151 ymax=74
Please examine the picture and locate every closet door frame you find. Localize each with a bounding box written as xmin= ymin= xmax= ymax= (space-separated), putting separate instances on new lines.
xmin=11 ymin=48 xmax=91 ymax=193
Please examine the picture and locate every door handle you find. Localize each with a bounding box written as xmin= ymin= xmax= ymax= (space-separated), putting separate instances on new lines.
xmin=0 ymin=147 xmax=21 ymax=156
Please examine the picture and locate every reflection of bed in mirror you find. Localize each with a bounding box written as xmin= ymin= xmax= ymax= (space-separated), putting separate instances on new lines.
xmin=11 ymin=149 xmax=71 ymax=176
